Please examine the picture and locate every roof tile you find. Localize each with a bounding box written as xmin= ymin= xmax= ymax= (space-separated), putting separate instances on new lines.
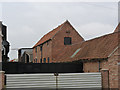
xmin=53 ymin=32 xmax=119 ymax=63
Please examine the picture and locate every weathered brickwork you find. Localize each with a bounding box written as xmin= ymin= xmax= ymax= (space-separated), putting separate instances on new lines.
xmin=83 ymin=49 xmax=119 ymax=89
xmin=33 ymin=21 xmax=84 ymax=63
xmin=0 ymin=71 xmax=4 ymax=90
xmin=101 ymin=69 xmax=109 ymax=89
xmin=118 ymin=62 xmax=120 ymax=89
xmin=33 ymin=21 xmax=120 ymax=89
xmin=83 ymin=61 xmax=99 ymax=72
xmin=52 ymin=22 xmax=83 ymax=61
xmin=83 ymin=60 xmax=109 ymax=73
xmin=108 ymin=49 xmax=119 ymax=89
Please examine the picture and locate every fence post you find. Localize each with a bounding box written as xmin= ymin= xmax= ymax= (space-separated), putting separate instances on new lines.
xmin=101 ymin=69 xmax=109 ymax=89
xmin=54 ymin=73 xmax=59 ymax=89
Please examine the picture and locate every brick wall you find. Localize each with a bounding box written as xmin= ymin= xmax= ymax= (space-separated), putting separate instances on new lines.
xmin=83 ymin=48 xmax=119 ymax=89
xmin=83 ymin=61 xmax=99 ymax=72
xmin=33 ymin=21 xmax=84 ymax=63
xmin=108 ymin=49 xmax=119 ymax=89
xmin=118 ymin=62 xmax=120 ymax=89
xmin=83 ymin=60 xmax=109 ymax=72
xmin=33 ymin=40 xmax=52 ymax=63
xmin=0 ymin=71 xmax=5 ymax=90
xmin=52 ymin=21 xmax=84 ymax=62
xmin=101 ymin=69 xmax=109 ymax=89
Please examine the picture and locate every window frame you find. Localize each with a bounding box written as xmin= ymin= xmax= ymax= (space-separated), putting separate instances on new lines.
xmin=35 ymin=47 xmax=37 ymax=53
xmin=48 ymin=57 xmax=50 ymax=63
xmin=64 ymin=37 xmax=72 ymax=45
xmin=44 ymin=58 xmax=46 ymax=63
xmin=40 ymin=59 xmax=42 ymax=63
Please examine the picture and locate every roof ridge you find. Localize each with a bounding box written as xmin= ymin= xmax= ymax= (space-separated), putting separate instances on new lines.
xmin=114 ymin=23 xmax=120 ymax=32
xmin=51 ymin=21 xmax=67 ymax=40
xmin=85 ymin=32 xmax=116 ymax=43
xmin=33 ymin=20 xmax=68 ymax=47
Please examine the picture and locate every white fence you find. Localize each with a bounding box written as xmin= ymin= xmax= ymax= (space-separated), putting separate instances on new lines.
xmin=6 ymin=73 xmax=101 ymax=89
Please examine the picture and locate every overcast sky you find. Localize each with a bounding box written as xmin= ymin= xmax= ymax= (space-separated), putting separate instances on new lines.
xmin=0 ymin=2 xmax=118 ymax=60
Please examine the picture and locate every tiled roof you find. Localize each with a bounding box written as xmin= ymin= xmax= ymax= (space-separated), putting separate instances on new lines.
xmin=53 ymin=32 xmax=119 ymax=63
xmin=73 ymin=32 xmax=118 ymax=60
xmin=33 ymin=21 xmax=67 ymax=47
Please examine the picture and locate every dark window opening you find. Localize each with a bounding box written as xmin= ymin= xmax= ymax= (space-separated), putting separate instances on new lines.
xmin=40 ymin=59 xmax=42 ymax=63
xmin=35 ymin=47 xmax=37 ymax=53
xmin=47 ymin=41 xmax=49 ymax=46
xmin=64 ymin=37 xmax=72 ymax=45
xmin=26 ymin=54 xmax=29 ymax=63
xmin=36 ymin=58 xmax=37 ymax=63
xmin=48 ymin=57 xmax=50 ymax=63
xmin=44 ymin=58 xmax=46 ymax=63
xmin=66 ymin=30 xmax=70 ymax=34
xmin=40 ymin=45 xmax=42 ymax=51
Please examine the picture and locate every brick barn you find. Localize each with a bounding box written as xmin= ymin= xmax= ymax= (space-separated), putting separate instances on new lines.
xmin=33 ymin=20 xmax=84 ymax=63
xmin=33 ymin=21 xmax=120 ymax=89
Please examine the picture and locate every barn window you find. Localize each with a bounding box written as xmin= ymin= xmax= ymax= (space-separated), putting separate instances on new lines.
xmin=64 ymin=37 xmax=72 ymax=45
xmin=48 ymin=57 xmax=50 ymax=63
xmin=66 ymin=30 xmax=70 ymax=34
xmin=40 ymin=59 xmax=42 ymax=63
xmin=36 ymin=58 xmax=37 ymax=63
xmin=40 ymin=45 xmax=42 ymax=51
xmin=47 ymin=41 xmax=49 ymax=46
xmin=35 ymin=47 xmax=37 ymax=53
xmin=44 ymin=58 xmax=46 ymax=63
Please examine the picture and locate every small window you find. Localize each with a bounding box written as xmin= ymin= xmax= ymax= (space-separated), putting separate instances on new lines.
xmin=36 ymin=58 xmax=37 ymax=63
xmin=44 ymin=58 xmax=46 ymax=63
xmin=64 ymin=37 xmax=72 ymax=45
xmin=48 ymin=57 xmax=50 ymax=63
xmin=35 ymin=47 xmax=37 ymax=53
xmin=40 ymin=45 xmax=42 ymax=51
xmin=66 ymin=30 xmax=70 ymax=34
xmin=40 ymin=59 xmax=42 ymax=63
xmin=47 ymin=41 xmax=49 ymax=46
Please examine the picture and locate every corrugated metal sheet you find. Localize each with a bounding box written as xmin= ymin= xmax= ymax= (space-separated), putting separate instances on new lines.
xmin=58 ymin=73 xmax=101 ymax=89
xmin=6 ymin=73 xmax=101 ymax=89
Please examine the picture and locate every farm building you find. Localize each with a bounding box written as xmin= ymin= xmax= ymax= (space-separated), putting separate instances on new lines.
xmin=33 ymin=21 xmax=120 ymax=89
xmin=18 ymin=48 xmax=33 ymax=63
xmin=33 ymin=20 xmax=84 ymax=63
